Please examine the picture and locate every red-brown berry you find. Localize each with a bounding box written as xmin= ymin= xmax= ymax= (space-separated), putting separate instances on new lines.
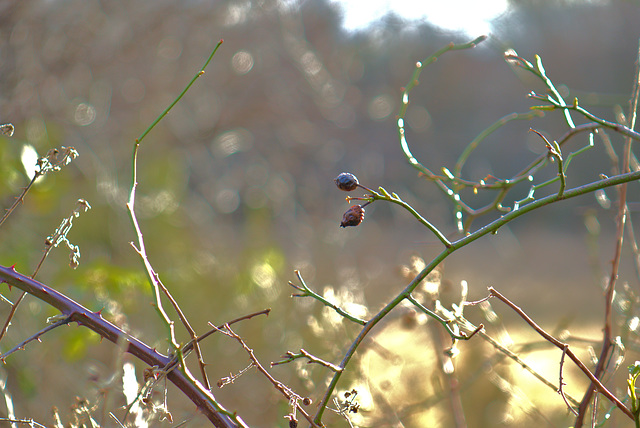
xmin=340 ymin=205 xmax=365 ymax=227
xmin=335 ymin=172 xmax=359 ymax=191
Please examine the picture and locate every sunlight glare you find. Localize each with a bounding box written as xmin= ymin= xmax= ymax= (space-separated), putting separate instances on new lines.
xmin=331 ymin=0 xmax=510 ymax=36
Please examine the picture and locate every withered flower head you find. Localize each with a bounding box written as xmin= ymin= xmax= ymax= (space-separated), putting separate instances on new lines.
xmin=340 ymin=204 xmax=365 ymax=228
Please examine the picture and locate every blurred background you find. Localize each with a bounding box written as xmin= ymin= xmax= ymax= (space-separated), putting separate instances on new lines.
xmin=1 ymin=0 xmax=640 ymax=427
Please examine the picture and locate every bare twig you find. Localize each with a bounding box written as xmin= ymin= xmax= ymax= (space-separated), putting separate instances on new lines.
xmin=215 ymin=324 xmax=320 ymax=428
xmin=487 ymin=286 xmax=632 ymax=419
xmin=0 ymin=199 xmax=90 ymax=344
xmin=138 ymin=309 xmax=272 ymax=400
xmin=559 ymin=344 xmax=578 ymax=416
xmin=0 ymin=146 xmax=78 ymax=228
xmin=126 ymin=40 xmax=223 ymax=392
xmin=575 ymin=38 xmax=640 ymax=427
xmin=0 ymin=418 xmax=47 ymax=428
xmin=271 ymin=349 xmax=343 ymax=372
xmin=290 ymin=270 xmax=366 ymax=325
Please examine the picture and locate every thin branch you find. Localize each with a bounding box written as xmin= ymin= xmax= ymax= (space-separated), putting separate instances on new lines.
xmin=575 ymin=38 xmax=640 ymax=427
xmin=406 ymin=294 xmax=482 ymax=341
xmin=529 ymin=128 xmax=566 ymax=197
xmin=529 ymin=93 xmax=640 ymax=141
xmin=0 ymin=419 xmax=47 ymax=428
xmin=161 ymin=309 xmax=272 ymax=375
xmin=559 ymin=344 xmax=578 ymax=416
xmin=0 ymin=317 xmax=71 ymax=361
xmin=126 ymin=39 xmax=223 ymax=392
xmin=289 ymin=270 xmax=366 ymax=325
xmin=0 ymin=193 xmax=89 ymax=345
xmin=0 ymin=146 xmax=78 ymax=228
xmin=271 ymin=349 xmax=344 ymax=372
xmin=215 ymin=324 xmax=320 ymax=428
xmin=354 ymin=187 xmax=451 ymax=247
xmin=445 ymin=299 xmax=582 ymax=407
xmin=487 ymin=287 xmax=632 ymax=420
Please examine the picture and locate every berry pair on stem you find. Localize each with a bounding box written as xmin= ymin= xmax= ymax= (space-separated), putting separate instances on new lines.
xmin=334 ymin=173 xmax=372 ymax=228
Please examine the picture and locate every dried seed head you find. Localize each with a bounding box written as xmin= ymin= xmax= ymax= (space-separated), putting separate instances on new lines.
xmin=340 ymin=204 xmax=365 ymax=228
xmin=334 ymin=172 xmax=359 ymax=191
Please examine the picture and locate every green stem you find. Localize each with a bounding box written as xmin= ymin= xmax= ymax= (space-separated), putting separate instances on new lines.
xmin=507 ymin=53 xmax=575 ymax=128
xmin=454 ymin=111 xmax=542 ymax=179
xmin=406 ymin=294 xmax=469 ymax=340
xmin=397 ymin=36 xmax=486 ymax=200
xmin=314 ymin=168 xmax=640 ymax=424
xmin=290 ymin=271 xmax=366 ymax=325
xmin=369 ymin=187 xmax=451 ymax=247
xmin=531 ymin=96 xmax=640 ymax=141
xmin=134 ymin=39 xmax=223 ymax=149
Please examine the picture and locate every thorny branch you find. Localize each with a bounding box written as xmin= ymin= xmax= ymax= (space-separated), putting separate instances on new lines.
xmin=0 ymin=265 xmax=241 ymax=428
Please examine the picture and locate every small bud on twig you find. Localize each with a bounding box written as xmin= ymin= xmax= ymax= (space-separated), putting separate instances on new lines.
xmin=334 ymin=172 xmax=359 ymax=191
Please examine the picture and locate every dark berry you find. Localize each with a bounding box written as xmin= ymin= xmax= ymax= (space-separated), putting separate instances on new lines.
xmin=340 ymin=205 xmax=365 ymax=227
xmin=335 ymin=172 xmax=359 ymax=191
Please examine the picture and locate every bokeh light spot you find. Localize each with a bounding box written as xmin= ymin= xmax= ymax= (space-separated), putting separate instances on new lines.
xmin=251 ymin=262 xmax=276 ymax=289
xmin=368 ymin=94 xmax=394 ymax=121
xmin=74 ymin=102 xmax=97 ymax=126
xmin=213 ymin=128 xmax=253 ymax=157
xmin=406 ymin=105 xmax=432 ymax=132
xmin=215 ymin=188 xmax=240 ymax=213
xmin=232 ymin=50 xmax=254 ymax=75
xmin=157 ymin=37 xmax=182 ymax=61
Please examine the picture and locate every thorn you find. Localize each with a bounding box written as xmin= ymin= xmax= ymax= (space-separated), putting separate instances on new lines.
xmin=10 ymin=264 xmax=16 ymax=271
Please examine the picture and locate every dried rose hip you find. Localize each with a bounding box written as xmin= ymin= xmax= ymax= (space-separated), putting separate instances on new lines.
xmin=340 ymin=204 xmax=365 ymax=227
xmin=334 ymin=172 xmax=359 ymax=191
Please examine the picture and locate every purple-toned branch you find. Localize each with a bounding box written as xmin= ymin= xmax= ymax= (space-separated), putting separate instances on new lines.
xmin=0 ymin=265 xmax=243 ymax=428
